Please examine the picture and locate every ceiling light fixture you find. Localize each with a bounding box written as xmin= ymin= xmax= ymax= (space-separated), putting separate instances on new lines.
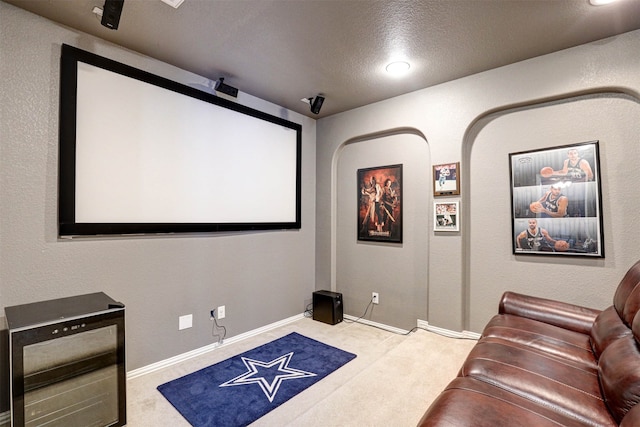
xmin=589 ymin=0 xmax=618 ymax=5
xmin=385 ymin=61 xmax=411 ymax=75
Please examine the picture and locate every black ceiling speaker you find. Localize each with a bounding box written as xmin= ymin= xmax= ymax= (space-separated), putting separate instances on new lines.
xmin=310 ymin=95 xmax=325 ymax=115
xmin=101 ymin=0 xmax=125 ymax=30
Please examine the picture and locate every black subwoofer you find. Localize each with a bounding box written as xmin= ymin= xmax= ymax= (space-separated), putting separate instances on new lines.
xmin=312 ymin=290 xmax=343 ymax=325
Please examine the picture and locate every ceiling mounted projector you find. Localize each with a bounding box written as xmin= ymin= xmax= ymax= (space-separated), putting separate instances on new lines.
xmin=215 ymin=78 xmax=238 ymax=98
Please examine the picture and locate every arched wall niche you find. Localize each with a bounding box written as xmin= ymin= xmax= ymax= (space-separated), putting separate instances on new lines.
xmin=330 ymin=128 xmax=431 ymax=330
xmin=461 ymin=90 xmax=640 ymax=332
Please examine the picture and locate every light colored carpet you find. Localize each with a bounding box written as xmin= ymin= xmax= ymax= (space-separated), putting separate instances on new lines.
xmin=127 ymin=317 xmax=476 ymax=426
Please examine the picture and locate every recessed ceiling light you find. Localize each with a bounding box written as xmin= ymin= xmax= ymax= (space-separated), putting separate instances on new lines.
xmin=385 ymin=61 xmax=411 ymax=75
xmin=589 ymin=0 xmax=617 ymax=5
xmin=161 ymin=0 xmax=185 ymax=8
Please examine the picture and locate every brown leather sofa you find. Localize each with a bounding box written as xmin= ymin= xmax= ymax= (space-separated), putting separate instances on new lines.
xmin=418 ymin=260 xmax=640 ymax=426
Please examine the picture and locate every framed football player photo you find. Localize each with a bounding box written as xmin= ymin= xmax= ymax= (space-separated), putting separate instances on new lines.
xmin=509 ymin=141 xmax=604 ymax=257
xmin=433 ymin=162 xmax=460 ymax=196
xmin=357 ymin=164 xmax=402 ymax=243
xmin=434 ymin=201 xmax=459 ymax=232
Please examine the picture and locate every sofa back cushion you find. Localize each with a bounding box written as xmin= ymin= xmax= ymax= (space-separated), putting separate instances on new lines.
xmin=592 ymin=261 xmax=640 ymax=358
xmin=623 ymin=283 xmax=640 ymax=326
xmin=613 ymin=259 xmax=640 ymax=323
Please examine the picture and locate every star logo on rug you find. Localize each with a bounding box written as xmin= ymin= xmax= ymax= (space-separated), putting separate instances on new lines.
xmin=219 ymin=352 xmax=317 ymax=402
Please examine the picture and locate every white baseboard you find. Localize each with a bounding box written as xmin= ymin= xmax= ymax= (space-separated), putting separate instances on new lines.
xmin=127 ymin=313 xmax=304 ymax=380
xmin=417 ymin=319 xmax=481 ymax=340
xmin=343 ymin=314 xmax=410 ymax=335
xmin=335 ymin=315 xmax=481 ymax=340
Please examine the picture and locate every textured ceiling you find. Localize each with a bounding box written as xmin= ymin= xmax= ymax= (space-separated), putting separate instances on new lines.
xmin=5 ymin=0 xmax=640 ymax=118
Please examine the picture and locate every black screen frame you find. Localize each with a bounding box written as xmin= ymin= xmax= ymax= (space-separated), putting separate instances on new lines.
xmin=58 ymin=44 xmax=302 ymax=237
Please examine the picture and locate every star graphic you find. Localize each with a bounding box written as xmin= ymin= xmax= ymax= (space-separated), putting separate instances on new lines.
xmin=219 ymin=352 xmax=317 ymax=402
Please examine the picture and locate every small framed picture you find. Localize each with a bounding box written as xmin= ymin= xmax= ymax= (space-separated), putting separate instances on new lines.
xmin=434 ymin=201 xmax=459 ymax=232
xmin=433 ymin=162 xmax=460 ymax=196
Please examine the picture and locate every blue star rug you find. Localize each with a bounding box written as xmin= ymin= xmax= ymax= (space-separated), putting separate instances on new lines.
xmin=157 ymin=332 xmax=357 ymax=427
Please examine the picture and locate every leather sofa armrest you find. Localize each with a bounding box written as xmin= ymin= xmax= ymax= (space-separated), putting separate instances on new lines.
xmin=499 ymin=291 xmax=600 ymax=334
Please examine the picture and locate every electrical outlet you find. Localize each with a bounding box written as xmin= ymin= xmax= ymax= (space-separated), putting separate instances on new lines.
xmin=218 ymin=305 xmax=226 ymax=319
xmin=372 ymin=292 xmax=379 ymax=304
xmin=179 ymin=314 xmax=193 ymax=330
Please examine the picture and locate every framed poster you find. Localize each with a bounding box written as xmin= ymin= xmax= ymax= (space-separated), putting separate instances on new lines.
xmin=509 ymin=141 xmax=604 ymax=257
xmin=358 ymin=164 xmax=402 ymax=243
xmin=434 ymin=201 xmax=459 ymax=232
xmin=433 ymin=162 xmax=460 ymax=196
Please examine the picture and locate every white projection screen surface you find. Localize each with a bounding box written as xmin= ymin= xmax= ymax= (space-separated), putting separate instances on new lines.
xmin=59 ymin=45 xmax=301 ymax=236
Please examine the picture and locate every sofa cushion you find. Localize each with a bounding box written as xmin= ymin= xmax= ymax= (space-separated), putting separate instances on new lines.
xmin=499 ymin=291 xmax=599 ymax=334
xmin=417 ymin=377 xmax=610 ymax=427
xmin=481 ymin=314 xmax=596 ymax=370
xmin=460 ymin=340 xmax=614 ymax=426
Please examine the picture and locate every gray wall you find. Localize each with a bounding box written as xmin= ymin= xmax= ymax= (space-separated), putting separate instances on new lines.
xmin=0 ymin=2 xmax=316 ymax=410
xmin=317 ymin=30 xmax=640 ymax=332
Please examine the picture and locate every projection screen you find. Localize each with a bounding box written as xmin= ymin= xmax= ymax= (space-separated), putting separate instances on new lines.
xmin=58 ymin=44 xmax=301 ymax=236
